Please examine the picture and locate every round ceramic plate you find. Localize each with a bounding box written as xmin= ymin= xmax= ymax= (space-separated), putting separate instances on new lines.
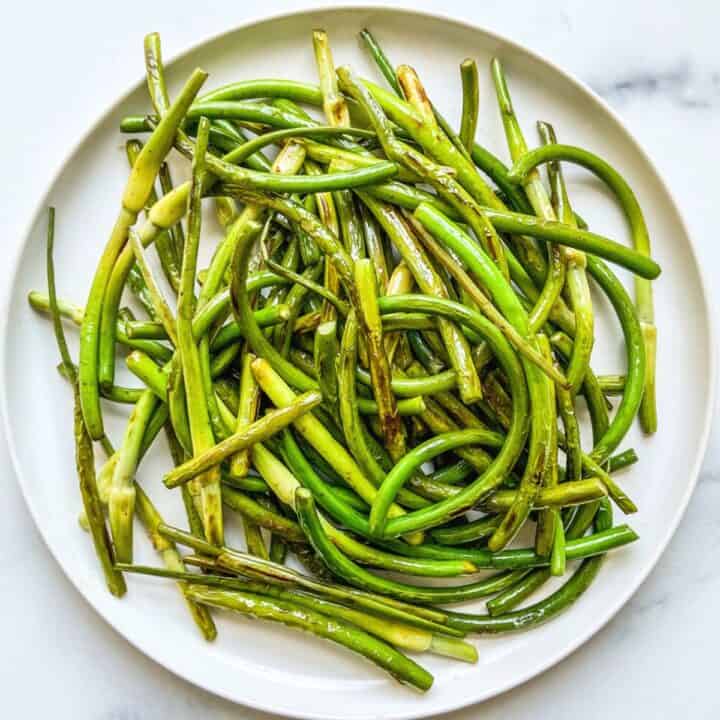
xmin=1 ymin=6 xmax=715 ymax=720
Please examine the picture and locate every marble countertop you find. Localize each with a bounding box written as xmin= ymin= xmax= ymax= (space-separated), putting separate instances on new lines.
xmin=2 ymin=1 xmax=718 ymax=717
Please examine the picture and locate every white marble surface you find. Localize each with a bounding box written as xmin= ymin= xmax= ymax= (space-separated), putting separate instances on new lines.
xmin=1 ymin=0 xmax=718 ymax=717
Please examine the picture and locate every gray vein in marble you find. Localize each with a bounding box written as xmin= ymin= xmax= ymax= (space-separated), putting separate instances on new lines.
xmin=591 ymin=62 xmax=720 ymax=108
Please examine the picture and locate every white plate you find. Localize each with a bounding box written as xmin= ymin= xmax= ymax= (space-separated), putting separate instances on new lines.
xmin=1 ymin=6 xmax=715 ymax=720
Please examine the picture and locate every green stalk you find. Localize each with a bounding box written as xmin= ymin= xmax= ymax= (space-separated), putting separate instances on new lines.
xmin=243 ymin=515 xmax=269 ymax=559
xmin=490 ymin=58 xmax=566 ymax=334
xmin=382 ymin=262 xmax=414 ymax=364
xmin=313 ymin=29 xmax=350 ymax=127
xmin=359 ymin=194 xmax=482 ymax=405
xmin=539 ymin=120 xmax=594 ymax=395
xmin=200 ymin=140 xmax=307 ymax=309
xmin=375 ymin=294 xmax=529 ymax=538
xmin=598 ymin=374 xmax=626 ymax=395
xmin=556 ymin=356 xmax=583 ymax=482
xmin=185 ymin=585 xmax=434 ymax=691
xmin=313 ymin=321 xmax=339 ymax=415
xmin=57 ymin=363 xmax=143 ymax=404
xmin=337 ymin=312 xmax=415 ymax=505
xmin=134 ymin=483 xmax=217 ymax=639
xmin=128 ymin=229 xmax=177 ymax=345
xmin=125 ymin=140 xmax=181 ymax=293
xmin=296 ymin=488 xmax=540 ymax=605
xmin=174 ymin=129 xmax=398 ymax=194
xmin=405 ymin=210 xmax=569 ymax=388
xmin=266 ymin=259 xmax=350 ymax=316
xmin=46 ymin=208 xmax=126 ymax=596
xmin=370 ymin=429 xmax=503 ymax=537
xmin=354 ymin=258 xmax=404 ymax=459
xmin=107 ymin=389 xmax=158 ymax=562
xmin=229 ymin=353 xmax=260 ymax=477
xmin=177 ymin=118 xmax=223 ymax=545
xmin=251 ymin=442 xmax=472 ymax=577
xmin=339 ymin=64 xmax=508 ymax=280
xmin=250 ymin=357 xmax=421 ymax=542
xmin=459 ymin=59 xmax=479 ymax=152
xmin=507 ymin=142 xmax=658 ymax=432
xmin=158 ymin=523 xmax=453 ymax=627
xmin=534 ymin=335 xmax=559 ymax=557
xmin=164 ymin=391 xmax=322 ymax=487
xmin=80 ymin=68 xmax=207 ymax=439
xmin=359 ymin=28 xmax=404 ymax=97
xmin=431 ymin=515 xmax=502 ymax=546
xmin=124 ymin=304 xmax=288 ymax=344
xmin=481 ymin=479 xmax=608 ymax=512
xmin=143 ymin=32 xmax=170 ymax=114
xmin=359 ymin=203 xmax=388 ymax=291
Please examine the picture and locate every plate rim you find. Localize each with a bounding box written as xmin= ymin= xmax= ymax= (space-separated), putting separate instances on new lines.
xmin=1 ymin=4 xmax=716 ymax=719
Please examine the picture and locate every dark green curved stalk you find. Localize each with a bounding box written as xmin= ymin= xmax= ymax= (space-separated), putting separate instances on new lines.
xmin=378 ymin=294 xmax=529 ymax=537
xmin=251 ymin=442 xmax=472 ymax=577
xmin=370 ymin=429 xmax=503 ymax=536
xmin=297 ymin=487 xmax=522 ymax=604
xmin=173 ymin=126 xmax=398 ymax=194
xmin=585 ymin=258 xmax=646 ymax=461
xmin=508 ymin=142 xmax=657 ymax=432
xmin=445 ymin=500 xmax=618 ymax=634
xmin=211 ymin=125 xmax=376 ymax=166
